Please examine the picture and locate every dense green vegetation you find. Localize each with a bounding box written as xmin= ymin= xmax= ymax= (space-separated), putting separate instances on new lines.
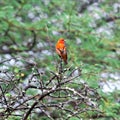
xmin=0 ymin=0 xmax=120 ymax=119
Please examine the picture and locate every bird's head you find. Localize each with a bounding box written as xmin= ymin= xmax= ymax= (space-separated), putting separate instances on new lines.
xmin=58 ymin=38 xmax=65 ymax=44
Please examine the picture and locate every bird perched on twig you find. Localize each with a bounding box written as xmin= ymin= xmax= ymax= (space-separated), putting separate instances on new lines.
xmin=55 ymin=38 xmax=67 ymax=64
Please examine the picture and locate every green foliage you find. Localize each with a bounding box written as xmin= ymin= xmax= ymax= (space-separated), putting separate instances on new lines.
xmin=7 ymin=116 xmax=21 ymax=120
xmin=0 ymin=0 xmax=120 ymax=120
xmin=69 ymin=117 xmax=80 ymax=120
xmin=99 ymin=92 xmax=120 ymax=119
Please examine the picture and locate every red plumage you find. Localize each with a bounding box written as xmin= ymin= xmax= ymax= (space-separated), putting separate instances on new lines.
xmin=55 ymin=38 xmax=67 ymax=64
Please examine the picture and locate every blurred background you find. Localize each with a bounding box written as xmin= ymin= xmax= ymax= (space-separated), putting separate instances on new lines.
xmin=0 ymin=0 xmax=120 ymax=119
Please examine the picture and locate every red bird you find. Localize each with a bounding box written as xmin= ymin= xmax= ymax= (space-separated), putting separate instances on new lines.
xmin=55 ymin=38 xmax=67 ymax=64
